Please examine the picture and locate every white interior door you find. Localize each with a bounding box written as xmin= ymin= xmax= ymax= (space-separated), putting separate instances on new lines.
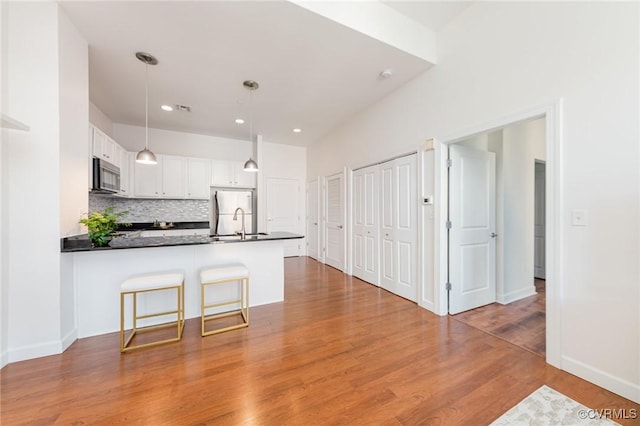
xmin=324 ymin=172 xmax=344 ymax=271
xmin=379 ymin=155 xmax=417 ymax=301
xmin=307 ymin=179 xmax=319 ymax=260
xmin=534 ymin=162 xmax=546 ymax=279
xmin=352 ymin=165 xmax=379 ymax=285
xmin=449 ymin=145 xmax=497 ymax=314
xmin=266 ymin=177 xmax=301 ymax=257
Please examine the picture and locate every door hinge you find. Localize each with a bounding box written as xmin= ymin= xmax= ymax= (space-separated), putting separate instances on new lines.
xmin=446 ymin=220 xmax=452 ymax=229
xmin=446 ymin=282 xmax=452 ymax=291
xmin=446 ymin=159 xmax=452 ymax=168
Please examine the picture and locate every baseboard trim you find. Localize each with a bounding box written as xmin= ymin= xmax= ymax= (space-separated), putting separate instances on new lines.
xmin=61 ymin=328 xmax=78 ymax=352
xmin=7 ymin=329 xmax=79 ymax=364
xmin=419 ymin=299 xmax=435 ymax=313
xmin=497 ymin=286 xmax=537 ymax=305
xmin=563 ymin=355 xmax=640 ymax=404
xmin=0 ymin=349 xmax=8 ymax=369
xmin=8 ymin=340 xmax=63 ymax=364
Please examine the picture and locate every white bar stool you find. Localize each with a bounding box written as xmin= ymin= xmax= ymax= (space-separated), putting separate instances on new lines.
xmin=200 ymin=264 xmax=249 ymax=336
xmin=120 ymin=272 xmax=185 ymax=352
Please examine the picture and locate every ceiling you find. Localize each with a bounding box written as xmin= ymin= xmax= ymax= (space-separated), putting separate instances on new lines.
xmin=60 ymin=1 xmax=471 ymax=147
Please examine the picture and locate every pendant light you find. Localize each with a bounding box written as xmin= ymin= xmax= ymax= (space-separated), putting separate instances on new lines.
xmin=243 ymin=80 xmax=259 ymax=172
xmin=135 ymin=52 xmax=158 ymax=165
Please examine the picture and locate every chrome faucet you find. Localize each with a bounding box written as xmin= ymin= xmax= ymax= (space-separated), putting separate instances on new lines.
xmin=233 ymin=207 xmax=246 ymax=240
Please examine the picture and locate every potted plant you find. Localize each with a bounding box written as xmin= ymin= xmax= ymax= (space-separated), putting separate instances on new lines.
xmin=79 ymin=207 xmax=130 ymax=247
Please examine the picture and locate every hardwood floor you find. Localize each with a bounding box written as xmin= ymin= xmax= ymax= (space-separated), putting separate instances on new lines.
xmin=452 ymin=279 xmax=546 ymax=357
xmin=2 ymin=259 xmax=637 ymax=425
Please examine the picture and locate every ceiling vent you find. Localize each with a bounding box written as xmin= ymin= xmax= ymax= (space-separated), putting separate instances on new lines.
xmin=175 ymin=104 xmax=191 ymax=112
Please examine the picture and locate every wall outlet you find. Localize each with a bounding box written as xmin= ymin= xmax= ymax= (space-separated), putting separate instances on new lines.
xmin=572 ymin=209 xmax=587 ymax=226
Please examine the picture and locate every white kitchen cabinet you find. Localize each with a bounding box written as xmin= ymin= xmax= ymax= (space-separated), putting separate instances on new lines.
xmin=116 ymin=150 xmax=132 ymax=197
xmin=161 ymin=156 xmax=186 ymax=198
xmin=186 ymin=158 xmax=211 ymax=199
xmin=133 ymin=155 xmax=187 ymax=198
xmin=211 ymin=160 xmax=256 ymax=188
xmin=133 ymin=157 xmax=161 ymax=197
xmin=90 ymin=125 xmax=119 ymax=167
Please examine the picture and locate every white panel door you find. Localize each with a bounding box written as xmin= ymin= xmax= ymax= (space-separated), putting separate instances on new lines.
xmin=324 ymin=172 xmax=344 ymax=271
xmin=352 ymin=165 xmax=379 ymax=285
xmin=379 ymin=156 xmax=417 ymax=301
xmin=266 ymin=177 xmax=301 ymax=257
xmin=449 ymin=145 xmax=497 ymax=314
xmin=534 ymin=162 xmax=546 ymax=279
xmin=306 ymin=179 xmax=320 ymax=260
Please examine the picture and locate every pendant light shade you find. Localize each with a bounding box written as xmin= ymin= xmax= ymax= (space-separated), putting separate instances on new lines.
xmin=135 ymin=52 xmax=158 ymax=165
xmin=136 ymin=148 xmax=157 ymax=164
xmin=243 ymin=157 xmax=259 ymax=172
xmin=243 ymin=80 xmax=259 ymax=172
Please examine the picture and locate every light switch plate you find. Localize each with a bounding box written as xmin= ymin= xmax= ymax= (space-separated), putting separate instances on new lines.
xmin=572 ymin=209 xmax=587 ymax=226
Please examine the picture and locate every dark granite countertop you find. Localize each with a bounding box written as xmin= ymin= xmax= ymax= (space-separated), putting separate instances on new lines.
xmin=61 ymin=231 xmax=303 ymax=252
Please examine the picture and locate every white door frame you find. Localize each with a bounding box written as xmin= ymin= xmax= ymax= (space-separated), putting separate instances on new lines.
xmin=434 ymin=99 xmax=563 ymax=368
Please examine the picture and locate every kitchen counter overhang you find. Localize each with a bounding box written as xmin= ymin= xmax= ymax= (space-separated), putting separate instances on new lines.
xmin=61 ymin=231 xmax=303 ymax=252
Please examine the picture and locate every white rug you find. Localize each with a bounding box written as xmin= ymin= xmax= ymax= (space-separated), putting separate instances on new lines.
xmin=490 ymin=385 xmax=620 ymax=425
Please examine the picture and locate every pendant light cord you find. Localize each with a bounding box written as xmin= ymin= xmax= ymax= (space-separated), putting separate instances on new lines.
xmin=249 ymin=89 xmax=253 ymax=145
xmin=145 ymin=62 xmax=149 ymax=150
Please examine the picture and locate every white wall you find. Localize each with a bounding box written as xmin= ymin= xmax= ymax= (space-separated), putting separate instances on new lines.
xmin=307 ymin=2 xmax=639 ymax=402
xmin=501 ymin=118 xmax=545 ymax=303
xmin=258 ymin=141 xmax=307 ymax=251
xmin=4 ymin=2 xmax=88 ymax=364
xmin=6 ymin=1 xmax=62 ymax=362
xmin=113 ymin=123 xmax=253 ymax=161
xmin=0 ymin=0 xmax=8 ymax=369
xmin=58 ymin=9 xmax=88 ymax=349
xmin=89 ymin=102 xmax=113 ymax=138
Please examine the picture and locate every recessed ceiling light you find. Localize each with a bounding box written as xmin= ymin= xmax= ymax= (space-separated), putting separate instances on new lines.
xmin=161 ymin=105 xmax=173 ymax=111
xmin=235 ymin=118 xmax=245 ymax=124
xmin=293 ymin=128 xmax=302 ymax=133
xmin=379 ymin=69 xmax=393 ymax=80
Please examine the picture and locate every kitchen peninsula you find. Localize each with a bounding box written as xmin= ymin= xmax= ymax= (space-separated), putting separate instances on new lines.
xmin=62 ymin=231 xmax=302 ymax=338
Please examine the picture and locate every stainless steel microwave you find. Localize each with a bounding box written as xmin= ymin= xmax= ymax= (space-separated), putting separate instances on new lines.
xmin=92 ymin=158 xmax=120 ymax=193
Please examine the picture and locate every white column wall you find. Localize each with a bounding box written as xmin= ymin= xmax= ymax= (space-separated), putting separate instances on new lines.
xmin=307 ymin=2 xmax=639 ymax=402
xmin=0 ymin=0 xmax=7 ymax=369
xmin=58 ymin=9 xmax=89 ymax=349
xmin=6 ymin=2 xmax=62 ymax=362
xmin=4 ymin=2 xmax=88 ymax=363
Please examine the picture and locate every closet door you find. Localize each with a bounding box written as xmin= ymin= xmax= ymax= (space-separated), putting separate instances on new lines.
xmin=379 ymin=155 xmax=417 ymax=301
xmin=352 ymin=165 xmax=379 ymax=285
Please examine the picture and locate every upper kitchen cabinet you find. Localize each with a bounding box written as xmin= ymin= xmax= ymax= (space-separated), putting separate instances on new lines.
xmin=186 ymin=158 xmax=211 ymax=199
xmin=211 ymin=160 xmax=256 ymax=188
xmin=133 ymin=155 xmax=210 ymax=199
xmin=116 ymin=150 xmax=133 ymax=197
xmin=90 ymin=124 xmax=119 ymax=167
xmin=134 ymin=155 xmax=185 ymax=198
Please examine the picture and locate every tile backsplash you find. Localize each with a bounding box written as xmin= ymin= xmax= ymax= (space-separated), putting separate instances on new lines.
xmin=89 ymin=194 xmax=209 ymax=223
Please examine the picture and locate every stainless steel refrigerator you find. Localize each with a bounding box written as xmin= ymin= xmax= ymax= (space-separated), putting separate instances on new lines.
xmin=210 ymin=188 xmax=255 ymax=235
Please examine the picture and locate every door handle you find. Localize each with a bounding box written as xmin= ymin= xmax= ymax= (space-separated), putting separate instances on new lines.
xmin=313 ymin=222 xmax=318 ymax=225
xmin=490 ymin=232 xmax=498 ymax=238
xmin=337 ymin=225 xmax=343 ymax=229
